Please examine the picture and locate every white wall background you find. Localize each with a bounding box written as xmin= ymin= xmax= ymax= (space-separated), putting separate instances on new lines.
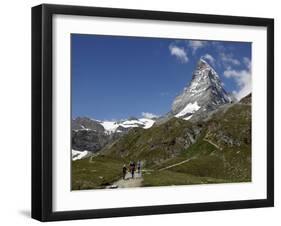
xmin=0 ymin=0 xmax=279 ymax=225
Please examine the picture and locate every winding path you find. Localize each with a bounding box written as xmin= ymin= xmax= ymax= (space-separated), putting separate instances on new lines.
xmin=158 ymin=157 xmax=196 ymax=171
xmin=105 ymin=136 xmax=223 ymax=188
xmin=158 ymin=137 xmax=222 ymax=172
xmin=107 ymin=172 xmax=143 ymax=189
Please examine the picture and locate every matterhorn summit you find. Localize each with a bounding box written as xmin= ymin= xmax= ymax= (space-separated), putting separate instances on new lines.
xmin=172 ymin=58 xmax=233 ymax=120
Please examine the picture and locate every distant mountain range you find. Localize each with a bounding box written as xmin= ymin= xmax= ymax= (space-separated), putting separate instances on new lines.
xmin=72 ymin=117 xmax=156 ymax=153
xmin=73 ymin=117 xmax=155 ymax=134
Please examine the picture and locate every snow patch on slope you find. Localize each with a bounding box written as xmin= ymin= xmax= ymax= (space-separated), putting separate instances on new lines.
xmin=138 ymin=118 xmax=155 ymax=129
xmin=183 ymin=115 xmax=193 ymax=121
xmin=72 ymin=149 xmax=91 ymax=161
xmin=101 ymin=118 xmax=155 ymax=133
xmin=175 ymin=101 xmax=201 ymax=118
xmin=121 ymin=120 xmax=144 ymax=127
xmin=100 ymin=121 xmax=119 ymax=133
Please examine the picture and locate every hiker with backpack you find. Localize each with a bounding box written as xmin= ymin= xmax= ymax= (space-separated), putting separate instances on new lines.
xmin=122 ymin=164 xmax=127 ymax=180
xmin=130 ymin=161 xmax=136 ymax=179
xmin=137 ymin=160 xmax=141 ymax=175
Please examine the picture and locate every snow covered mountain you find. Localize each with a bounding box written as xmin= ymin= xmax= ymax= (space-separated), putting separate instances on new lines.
xmin=72 ymin=117 xmax=155 ymax=134
xmin=101 ymin=118 xmax=155 ymax=133
xmin=171 ymin=58 xmax=233 ymax=120
xmin=72 ymin=117 xmax=155 ymax=152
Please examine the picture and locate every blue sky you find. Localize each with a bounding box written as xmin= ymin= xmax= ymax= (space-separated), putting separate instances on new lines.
xmin=72 ymin=34 xmax=251 ymax=120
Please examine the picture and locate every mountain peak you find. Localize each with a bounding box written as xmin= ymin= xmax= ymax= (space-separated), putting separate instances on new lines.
xmin=197 ymin=58 xmax=210 ymax=67
xmin=194 ymin=57 xmax=216 ymax=76
xmin=171 ymin=58 xmax=232 ymax=120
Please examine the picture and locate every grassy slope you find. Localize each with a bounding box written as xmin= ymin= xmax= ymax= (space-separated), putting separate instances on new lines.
xmin=101 ymin=118 xmax=202 ymax=167
xmin=71 ymin=155 xmax=124 ymax=190
xmin=72 ymin=100 xmax=251 ymax=189
xmin=143 ymin=170 xmax=228 ymax=187
xmin=143 ymin=103 xmax=251 ymax=186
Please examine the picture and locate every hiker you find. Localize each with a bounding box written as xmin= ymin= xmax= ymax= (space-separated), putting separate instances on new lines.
xmin=129 ymin=161 xmax=133 ymax=177
xmin=122 ymin=164 xmax=127 ymax=180
xmin=137 ymin=160 xmax=141 ymax=175
xmin=130 ymin=161 xmax=136 ymax=179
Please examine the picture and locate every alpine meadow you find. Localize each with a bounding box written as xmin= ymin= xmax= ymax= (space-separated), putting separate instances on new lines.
xmin=71 ymin=35 xmax=252 ymax=190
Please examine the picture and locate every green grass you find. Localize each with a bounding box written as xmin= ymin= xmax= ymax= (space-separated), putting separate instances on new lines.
xmin=142 ymin=170 xmax=229 ymax=187
xmin=151 ymin=135 xmax=216 ymax=169
xmin=150 ymin=136 xmax=251 ymax=183
xmin=71 ymin=155 xmax=124 ymax=190
xmin=165 ymin=146 xmax=251 ymax=182
xmin=207 ymin=104 xmax=251 ymax=148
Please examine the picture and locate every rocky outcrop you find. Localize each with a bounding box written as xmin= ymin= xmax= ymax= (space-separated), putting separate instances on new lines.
xmin=72 ymin=129 xmax=123 ymax=152
xmin=72 ymin=117 xmax=105 ymax=132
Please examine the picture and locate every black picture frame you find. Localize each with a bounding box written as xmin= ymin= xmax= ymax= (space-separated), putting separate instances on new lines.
xmin=32 ymin=3 xmax=274 ymax=222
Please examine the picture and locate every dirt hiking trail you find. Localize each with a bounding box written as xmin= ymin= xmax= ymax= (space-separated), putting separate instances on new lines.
xmin=107 ymin=172 xmax=143 ymax=189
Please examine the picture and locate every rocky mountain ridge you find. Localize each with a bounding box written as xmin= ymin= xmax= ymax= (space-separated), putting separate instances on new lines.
xmin=171 ymin=58 xmax=234 ymax=120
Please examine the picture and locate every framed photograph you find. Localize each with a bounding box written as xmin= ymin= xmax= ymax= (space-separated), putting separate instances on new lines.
xmin=32 ymin=4 xmax=274 ymax=221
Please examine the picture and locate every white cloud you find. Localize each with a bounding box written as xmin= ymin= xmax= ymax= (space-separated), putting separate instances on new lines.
xmin=141 ymin=112 xmax=159 ymax=119
xmin=224 ymin=59 xmax=252 ymax=100
xmin=188 ymin=40 xmax=207 ymax=54
xmin=220 ymin=52 xmax=241 ymax=66
xmin=243 ymin=57 xmax=251 ymax=69
xmin=202 ymin=53 xmax=215 ymax=66
xmin=169 ymin=45 xmax=188 ymax=63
